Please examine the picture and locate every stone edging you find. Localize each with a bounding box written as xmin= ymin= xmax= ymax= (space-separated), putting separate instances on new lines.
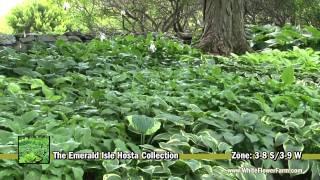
xmin=0 ymin=32 xmax=96 ymax=51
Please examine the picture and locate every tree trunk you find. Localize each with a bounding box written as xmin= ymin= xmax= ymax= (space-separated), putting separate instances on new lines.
xmin=199 ymin=0 xmax=249 ymax=55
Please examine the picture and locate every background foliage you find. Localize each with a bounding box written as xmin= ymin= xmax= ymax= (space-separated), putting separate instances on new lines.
xmin=2 ymin=0 xmax=320 ymax=36
xmin=245 ymin=0 xmax=320 ymax=28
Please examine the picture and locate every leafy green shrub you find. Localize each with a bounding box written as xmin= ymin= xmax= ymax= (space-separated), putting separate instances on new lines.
xmin=20 ymin=153 xmax=42 ymax=163
xmin=7 ymin=1 xmax=68 ymax=33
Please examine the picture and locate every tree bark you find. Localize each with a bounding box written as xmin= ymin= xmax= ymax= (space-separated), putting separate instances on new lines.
xmin=199 ymin=0 xmax=249 ymax=55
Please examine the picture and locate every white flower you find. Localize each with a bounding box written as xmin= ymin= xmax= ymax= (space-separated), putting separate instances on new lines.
xmin=63 ymin=2 xmax=71 ymax=10
xmin=99 ymin=32 xmax=106 ymax=41
xmin=149 ymin=42 xmax=156 ymax=53
xmin=197 ymin=20 xmax=202 ymax=26
xmin=120 ymin=10 xmax=126 ymax=16
xmin=296 ymin=80 xmax=306 ymax=86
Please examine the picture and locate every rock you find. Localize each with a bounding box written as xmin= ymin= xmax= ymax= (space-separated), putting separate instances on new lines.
xmin=38 ymin=35 xmax=56 ymax=42
xmin=0 ymin=32 xmax=101 ymax=49
xmin=67 ymin=35 xmax=82 ymax=42
xmin=0 ymin=34 xmax=16 ymax=45
xmin=64 ymin=31 xmax=82 ymax=36
xmin=14 ymin=42 xmax=28 ymax=52
xmin=20 ymin=35 xmax=36 ymax=43
xmin=14 ymin=34 xmax=24 ymax=38
xmin=57 ymin=35 xmax=68 ymax=41
xmin=80 ymin=34 xmax=95 ymax=41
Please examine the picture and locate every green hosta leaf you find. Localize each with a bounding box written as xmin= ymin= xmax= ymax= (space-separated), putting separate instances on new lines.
xmin=182 ymin=160 xmax=202 ymax=173
xmin=102 ymin=159 xmax=124 ymax=173
xmin=112 ymin=73 xmax=128 ymax=83
xmin=0 ymin=169 xmax=19 ymax=179
xmin=211 ymin=67 xmax=221 ymax=76
xmin=155 ymin=113 xmax=192 ymax=126
xmin=139 ymin=165 xmax=157 ymax=175
xmin=30 ymin=79 xmax=57 ymax=99
xmin=21 ymin=110 xmax=38 ymax=124
xmin=265 ymin=39 xmax=277 ymax=46
xmin=168 ymin=177 xmax=183 ymax=180
xmin=42 ymin=86 xmax=55 ymax=99
xmin=261 ymin=136 xmax=274 ymax=148
xmin=188 ymin=104 xmax=202 ymax=112
xmin=0 ymin=130 xmax=15 ymax=144
xmin=41 ymin=174 xmax=61 ymax=180
xmin=288 ymin=160 xmax=309 ymax=175
xmin=40 ymin=175 xmax=61 ymax=180
xmin=128 ymin=176 xmax=144 ymax=180
xmin=218 ymin=142 xmax=232 ymax=152
xmin=13 ymin=67 xmax=41 ymax=77
xmin=171 ymin=133 xmax=189 ymax=142
xmin=199 ymin=131 xmax=218 ymax=151
xmin=240 ymin=113 xmax=259 ymax=126
xmin=221 ymin=89 xmax=237 ymax=102
xmin=281 ymin=66 xmax=295 ymax=85
xmin=283 ymin=140 xmax=304 ymax=152
xmin=127 ymin=115 xmax=161 ymax=135
xmin=223 ymin=133 xmax=245 ymax=145
xmin=198 ymin=118 xmax=229 ymax=129
xmin=140 ymin=144 xmax=158 ymax=151
xmin=72 ymin=167 xmax=84 ymax=180
xmin=7 ymin=83 xmax=22 ymax=94
xmin=274 ymin=132 xmax=289 ymax=146
xmin=226 ymin=111 xmax=241 ymax=122
xmin=101 ymin=109 xmax=117 ymax=115
xmin=159 ymin=142 xmax=185 ymax=153
xmin=127 ymin=142 xmax=141 ymax=153
xmin=152 ymin=133 xmax=172 ymax=141
xmin=201 ymin=174 xmax=234 ymax=180
xmin=52 ymin=139 xmax=81 ymax=152
xmin=255 ymin=93 xmax=271 ymax=113
xmin=311 ymin=161 xmax=320 ymax=180
xmin=190 ymin=147 xmax=205 ymax=153
xmin=202 ymin=165 xmax=213 ymax=175
xmin=74 ymin=127 xmax=92 ymax=147
xmin=103 ymin=174 xmax=122 ymax=180
xmin=113 ymin=139 xmax=130 ymax=152
xmin=284 ymin=118 xmax=305 ymax=129
xmin=305 ymin=26 xmax=320 ymax=38
xmin=25 ymin=171 xmax=41 ymax=180
xmin=244 ymin=132 xmax=259 ymax=143
xmin=30 ymin=79 xmax=45 ymax=89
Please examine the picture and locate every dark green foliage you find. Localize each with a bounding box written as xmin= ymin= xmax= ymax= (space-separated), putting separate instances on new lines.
xmin=248 ymin=24 xmax=320 ymax=51
xmin=0 ymin=34 xmax=319 ymax=179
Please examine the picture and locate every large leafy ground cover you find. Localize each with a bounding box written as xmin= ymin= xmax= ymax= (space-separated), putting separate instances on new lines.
xmin=0 ymin=32 xmax=320 ymax=179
